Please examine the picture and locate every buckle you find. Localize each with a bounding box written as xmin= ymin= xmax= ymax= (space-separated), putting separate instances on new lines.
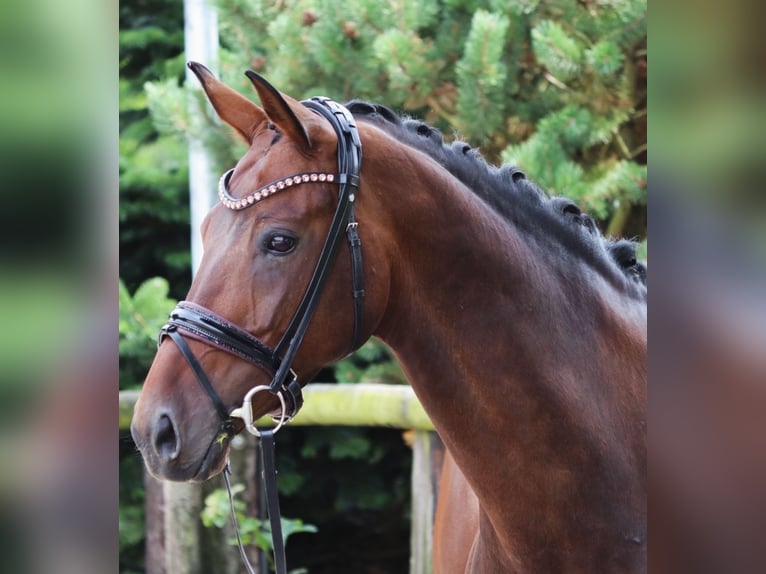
xmin=229 ymin=385 xmax=289 ymax=437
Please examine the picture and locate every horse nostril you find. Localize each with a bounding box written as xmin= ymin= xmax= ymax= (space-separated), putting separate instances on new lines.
xmin=153 ymin=413 xmax=180 ymax=460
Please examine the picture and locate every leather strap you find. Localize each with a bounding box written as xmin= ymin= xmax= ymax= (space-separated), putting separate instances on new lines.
xmin=259 ymin=430 xmax=286 ymax=574
xmin=223 ymin=462 xmax=257 ymax=574
xmin=157 ymin=97 xmax=365 ymax=574
xmin=346 ymin=209 xmax=365 ymax=350
xmin=166 ymin=329 xmax=230 ymax=421
xmin=222 ymin=432 xmax=286 ymax=574
xmin=162 ymin=301 xmax=276 ymax=372
xmin=160 ymin=302 xmax=305 ymax=421
xmin=269 ymin=178 xmax=355 ymax=389
xmin=270 ymin=97 xmax=364 ymax=388
xmin=158 ymin=98 xmax=363 ymax=425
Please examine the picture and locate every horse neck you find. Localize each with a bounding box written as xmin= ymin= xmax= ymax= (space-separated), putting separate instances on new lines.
xmin=365 ymin=141 xmax=647 ymax=570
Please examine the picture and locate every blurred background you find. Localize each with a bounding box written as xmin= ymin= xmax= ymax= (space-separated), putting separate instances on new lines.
xmin=650 ymin=1 xmax=766 ymax=572
xmin=0 ymin=0 xmax=764 ymax=571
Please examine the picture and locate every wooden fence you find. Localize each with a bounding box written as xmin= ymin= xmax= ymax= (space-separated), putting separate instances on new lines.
xmin=120 ymin=384 xmax=444 ymax=574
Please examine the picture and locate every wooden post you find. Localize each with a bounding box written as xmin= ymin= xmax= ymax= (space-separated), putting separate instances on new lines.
xmin=198 ymin=433 xmax=262 ymax=574
xmin=144 ymin=435 xmax=261 ymax=574
xmin=163 ymin=481 xmax=204 ymax=574
xmin=410 ymin=431 xmax=445 ymax=574
xmin=144 ymin=470 xmax=166 ymax=574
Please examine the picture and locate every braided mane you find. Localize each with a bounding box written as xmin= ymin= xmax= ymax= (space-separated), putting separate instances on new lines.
xmin=346 ymin=101 xmax=646 ymax=293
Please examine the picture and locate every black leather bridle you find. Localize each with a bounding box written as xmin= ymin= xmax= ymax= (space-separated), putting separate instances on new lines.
xmin=159 ymin=96 xmax=363 ymax=431
xmin=156 ymin=97 xmax=363 ymax=574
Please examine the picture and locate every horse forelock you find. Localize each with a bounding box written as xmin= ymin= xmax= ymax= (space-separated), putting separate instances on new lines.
xmin=345 ymin=101 xmax=646 ymax=296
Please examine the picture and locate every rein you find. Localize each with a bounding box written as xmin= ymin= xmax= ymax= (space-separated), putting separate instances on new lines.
xmin=158 ymin=96 xmax=363 ymax=574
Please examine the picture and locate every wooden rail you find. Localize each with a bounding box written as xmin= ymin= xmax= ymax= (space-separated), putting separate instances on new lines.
xmin=121 ymin=383 xmax=442 ymax=574
xmin=120 ymin=383 xmax=435 ymax=431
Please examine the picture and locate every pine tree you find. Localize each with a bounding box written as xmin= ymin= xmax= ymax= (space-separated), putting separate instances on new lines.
xmin=119 ymin=0 xmax=192 ymax=298
xmin=146 ymin=0 xmax=646 ymax=241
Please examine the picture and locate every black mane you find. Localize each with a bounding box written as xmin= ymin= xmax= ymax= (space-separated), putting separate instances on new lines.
xmin=346 ymin=101 xmax=646 ymax=292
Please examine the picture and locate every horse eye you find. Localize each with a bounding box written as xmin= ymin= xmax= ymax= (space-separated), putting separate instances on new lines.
xmin=266 ymin=234 xmax=296 ymax=254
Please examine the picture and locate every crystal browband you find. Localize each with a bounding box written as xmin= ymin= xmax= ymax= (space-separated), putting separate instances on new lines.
xmin=218 ymin=168 xmax=337 ymax=211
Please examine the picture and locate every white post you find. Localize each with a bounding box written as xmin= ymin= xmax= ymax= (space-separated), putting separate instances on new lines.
xmin=410 ymin=431 xmax=445 ymax=574
xmin=149 ymin=3 xmax=221 ymax=574
xmin=184 ymin=0 xmax=219 ymax=274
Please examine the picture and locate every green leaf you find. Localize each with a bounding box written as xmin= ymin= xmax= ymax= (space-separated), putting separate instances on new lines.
xmin=201 ymin=485 xmax=317 ymax=552
xmin=132 ymin=277 xmax=175 ymax=322
xmin=201 ymin=484 xmax=245 ymax=529
xmin=119 ymin=277 xmax=177 ymax=387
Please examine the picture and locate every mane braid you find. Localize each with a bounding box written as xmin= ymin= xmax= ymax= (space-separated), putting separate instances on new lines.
xmin=346 ymin=101 xmax=646 ymax=294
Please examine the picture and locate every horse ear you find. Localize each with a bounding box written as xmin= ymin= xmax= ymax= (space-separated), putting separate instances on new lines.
xmin=187 ymin=61 xmax=267 ymax=143
xmin=244 ymin=70 xmax=312 ymax=151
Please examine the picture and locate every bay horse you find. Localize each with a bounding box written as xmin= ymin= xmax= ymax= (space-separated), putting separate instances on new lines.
xmin=131 ymin=62 xmax=647 ymax=573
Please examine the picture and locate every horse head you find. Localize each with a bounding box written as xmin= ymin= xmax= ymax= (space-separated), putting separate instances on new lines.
xmin=130 ymin=63 xmax=390 ymax=481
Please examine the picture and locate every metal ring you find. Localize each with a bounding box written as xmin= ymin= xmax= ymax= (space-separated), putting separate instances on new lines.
xmin=230 ymin=385 xmax=288 ymax=438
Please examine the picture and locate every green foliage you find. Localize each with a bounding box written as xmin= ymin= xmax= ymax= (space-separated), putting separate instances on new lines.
xmin=201 ymin=484 xmax=317 ymax=557
xmin=146 ymin=0 xmax=647 ymax=235
xmin=373 ymin=29 xmax=440 ymax=108
xmin=334 ymin=340 xmax=408 ymax=385
xmin=273 ymin=425 xmax=412 ymax=525
xmin=119 ymin=448 xmax=147 ymax=573
xmin=456 ymin=11 xmax=510 ymax=139
xmin=636 ymin=238 xmax=647 ymax=262
xmin=119 ymin=499 xmax=146 ymax=551
xmin=586 ymin=39 xmax=625 ymax=77
xmin=119 ymin=277 xmax=177 ymax=389
xmin=124 ymin=0 xmax=648 ymax=241
xmin=502 ymin=101 xmax=646 ymax=220
xmin=532 ymin=19 xmax=583 ymax=82
xmin=120 ymin=0 xmax=191 ymax=299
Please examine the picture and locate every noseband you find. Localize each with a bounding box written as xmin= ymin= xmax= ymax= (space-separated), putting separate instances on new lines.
xmin=159 ymin=96 xmax=363 ymax=432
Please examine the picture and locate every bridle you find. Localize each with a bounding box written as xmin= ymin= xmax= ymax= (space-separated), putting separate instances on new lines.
xmin=159 ymin=96 xmax=363 ymax=431
xmin=158 ymin=96 xmax=363 ymax=574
